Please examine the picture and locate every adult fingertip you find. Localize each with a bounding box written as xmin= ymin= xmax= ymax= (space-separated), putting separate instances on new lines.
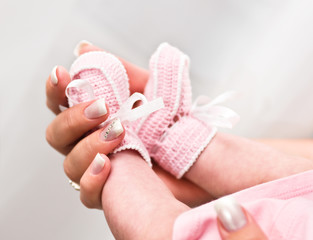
xmin=59 ymin=104 xmax=68 ymax=112
xmin=84 ymin=98 xmax=108 ymax=119
xmin=80 ymin=153 xmax=111 ymax=209
xmin=214 ymin=196 xmax=247 ymax=232
xmin=46 ymin=65 xmax=71 ymax=113
xmin=91 ymin=153 xmax=107 ymax=175
xmin=100 ymin=118 xmax=124 ymax=142
xmin=50 ymin=65 xmax=58 ymax=85
xmin=73 ymin=40 xmax=93 ymax=57
xmin=87 ymin=153 xmax=111 ymax=179
xmin=56 ymin=66 xmax=71 ymax=86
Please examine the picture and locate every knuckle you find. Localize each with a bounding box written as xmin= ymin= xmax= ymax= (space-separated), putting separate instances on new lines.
xmin=80 ymin=173 xmax=106 ymax=210
xmin=63 ymin=158 xmax=75 ymax=181
xmin=45 ymin=125 xmax=55 ymax=147
xmin=84 ymin=136 xmax=96 ymax=157
xmin=80 ymin=184 xmax=96 ymax=209
xmin=80 ymin=194 xmax=94 ymax=209
xmin=80 ymin=177 xmax=93 ymax=196
xmin=65 ymin=109 xmax=76 ymax=132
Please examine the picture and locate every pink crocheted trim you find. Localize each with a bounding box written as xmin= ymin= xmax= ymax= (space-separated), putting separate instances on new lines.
xmin=68 ymin=51 xmax=151 ymax=164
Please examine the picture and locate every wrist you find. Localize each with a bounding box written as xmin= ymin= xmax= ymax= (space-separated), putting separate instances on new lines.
xmin=101 ymin=151 xmax=189 ymax=240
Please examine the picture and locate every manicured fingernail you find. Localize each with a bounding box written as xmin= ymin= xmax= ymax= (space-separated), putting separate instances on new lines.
xmin=50 ymin=66 xmax=58 ymax=85
xmin=59 ymin=105 xmax=68 ymax=112
xmin=73 ymin=40 xmax=92 ymax=57
xmin=214 ymin=196 xmax=247 ymax=232
xmin=91 ymin=153 xmax=106 ymax=175
xmin=84 ymin=98 xmax=107 ymax=119
xmin=101 ymin=118 xmax=123 ymax=141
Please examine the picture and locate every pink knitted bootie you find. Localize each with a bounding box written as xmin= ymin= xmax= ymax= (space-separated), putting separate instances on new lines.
xmin=136 ymin=43 xmax=239 ymax=178
xmin=66 ymin=51 xmax=163 ymax=166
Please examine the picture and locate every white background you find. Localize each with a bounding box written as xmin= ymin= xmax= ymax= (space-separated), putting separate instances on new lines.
xmin=1 ymin=0 xmax=313 ymax=239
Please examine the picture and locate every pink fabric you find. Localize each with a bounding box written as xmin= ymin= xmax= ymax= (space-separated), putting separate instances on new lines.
xmin=173 ymin=170 xmax=313 ymax=240
xmin=136 ymin=43 xmax=217 ymax=178
xmin=68 ymin=51 xmax=151 ymax=164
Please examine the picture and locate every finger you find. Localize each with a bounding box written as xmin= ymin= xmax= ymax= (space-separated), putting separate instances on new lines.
xmin=46 ymin=99 xmax=109 ymax=154
xmin=153 ymin=165 xmax=214 ymax=207
xmin=64 ymin=118 xmax=125 ymax=183
xmin=80 ymin=153 xmax=111 ymax=209
xmin=215 ymin=197 xmax=268 ymax=240
xmin=75 ymin=40 xmax=149 ymax=93
xmin=46 ymin=65 xmax=71 ymax=114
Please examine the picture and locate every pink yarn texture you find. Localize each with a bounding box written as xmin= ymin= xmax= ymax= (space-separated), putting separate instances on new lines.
xmin=66 ymin=43 xmax=237 ymax=177
xmin=67 ymin=51 xmax=151 ymax=165
xmin=136 ymin=43 xmax=217 ymax=178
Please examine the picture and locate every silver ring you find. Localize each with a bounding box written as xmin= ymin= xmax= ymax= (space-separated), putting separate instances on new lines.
xmin=69 ymin=180 xmax=80 ymax=191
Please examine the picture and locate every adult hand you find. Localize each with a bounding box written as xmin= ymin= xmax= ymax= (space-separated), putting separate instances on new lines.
xmin=46 ymin=66 xmax=125 ymax=208
xmin=45 ymin=41 xmax=212 ymax=209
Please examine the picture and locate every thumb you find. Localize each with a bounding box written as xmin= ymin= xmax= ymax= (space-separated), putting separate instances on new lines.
xmin=214 ymin=196 xmax=268 ymax=240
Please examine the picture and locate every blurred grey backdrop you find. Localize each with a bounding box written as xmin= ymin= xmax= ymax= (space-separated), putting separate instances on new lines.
xmin=1 ymin=0 xmax=313 ymax=239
